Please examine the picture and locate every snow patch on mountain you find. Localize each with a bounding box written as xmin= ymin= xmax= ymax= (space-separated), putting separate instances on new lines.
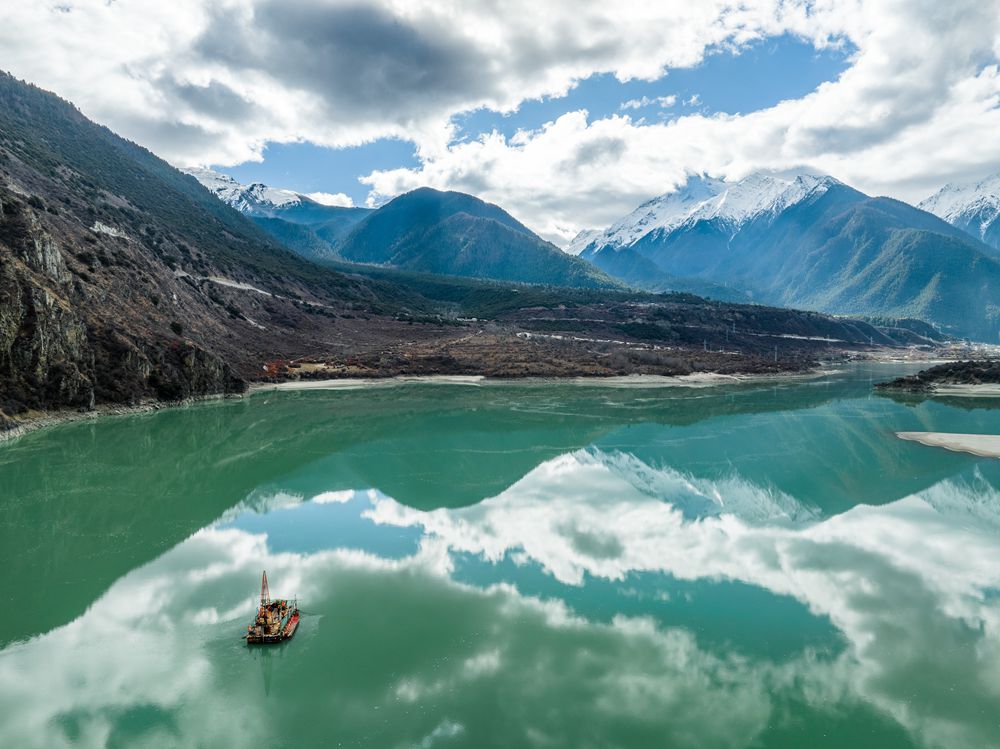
xmin=90 ymin=221 xmax=127 ymax=239
xmin=919 ymin=173 xmax=1000 ymax=239
xmin=569 ymin=169 xmax=841 ymax=255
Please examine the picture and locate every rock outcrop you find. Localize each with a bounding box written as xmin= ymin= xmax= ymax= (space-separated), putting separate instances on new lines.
xmin=0 ymin=190 xmax=243 ymax=421
xmin=875 ymin=359 xmax=1000 ymax=393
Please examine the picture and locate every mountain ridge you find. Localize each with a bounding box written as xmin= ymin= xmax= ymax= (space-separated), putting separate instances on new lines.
xmin=336 ymin=188 xmax=622 ymax=289
xmin=568 ymin=170 xmax=843 ymax=255
xmin=185 ymin=170 xmax=621 ymax=289
xmin=0 ymin=70 xmax=956 ymax=427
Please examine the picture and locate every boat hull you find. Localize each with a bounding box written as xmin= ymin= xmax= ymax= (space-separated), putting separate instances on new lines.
xmin=245 ymin=609 xmax=300 ymax=645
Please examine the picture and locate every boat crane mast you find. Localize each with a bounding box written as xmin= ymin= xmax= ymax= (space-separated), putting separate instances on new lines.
xmin=260 ymin=570 xmax=270 ymax=606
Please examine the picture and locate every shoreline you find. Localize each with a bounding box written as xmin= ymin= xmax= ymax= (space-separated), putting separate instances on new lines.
xmin=874 ymin=359 xmax=1000 ymax=398
xmin=878 ymin=382 xmax=1000 ymax=398
xmin=0 ymin=392 xmax=245 ymax=446
xmin=0 ymin=362 xmax=884 ymax=445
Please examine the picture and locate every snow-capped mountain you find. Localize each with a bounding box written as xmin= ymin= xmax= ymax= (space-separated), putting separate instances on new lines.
xmin=573 ymin=169 xmax=1000 ymax=341
xmin=182 ymin=167 xmax=372 ymax=259
xmin=564 ymin=228 xmax=603 ymax=256
xmin=183 ymin=170 xmax=616 ymax=287
xmin=568 ymin=170 xmax=840 ymax=255
xmin=919 ymin=173 xmax=1000 ymax=250
xmin=182 ymin=167 xmax=318 ymax=216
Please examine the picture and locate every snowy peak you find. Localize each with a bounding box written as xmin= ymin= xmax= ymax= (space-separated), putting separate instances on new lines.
xmin=708 ymin=170 xmax=839 ymax=225
xmin=567 ymin=175 xmax=723 ymax=254
xmin=919 ymin=174 xmax=1000 ymax=245
xmin=919 ymin=173 xmax=1000 ymax=221
xmin=571 ymin=170 xmax=841 ymax=254
xmin=241 ymin=182 xmax=305 ymax=209
xmin=183 ymin=166 xmax=241 ymax=193
xmin=565 ymin=228 xmax=604 ymax=256
xmin=182 ymin=167 xmax=312 ymax=216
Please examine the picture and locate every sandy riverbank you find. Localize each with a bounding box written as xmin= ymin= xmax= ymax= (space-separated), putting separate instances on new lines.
xmin=929 ymin=384 xmax=1000 ymax=397
xmin=896 ymin=431 xmax=1000 ymax=458
xmin=249 ymin=369 xmax=831 ymax=395
xmin=250 ymin=375 xmax=487 ymax=393
xmin=567 ymin=370 xmax=837 ymax=388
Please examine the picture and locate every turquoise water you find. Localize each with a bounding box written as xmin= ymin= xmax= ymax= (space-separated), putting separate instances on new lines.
xmin=1 ymin=365 xmax=999 ymax=748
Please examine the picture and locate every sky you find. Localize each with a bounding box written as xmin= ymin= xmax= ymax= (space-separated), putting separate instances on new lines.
xmin=2 ymin=1 xmax=1000 ymax=244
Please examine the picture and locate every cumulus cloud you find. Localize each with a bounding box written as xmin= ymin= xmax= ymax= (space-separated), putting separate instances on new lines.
xmin=0 ymin=0 xmax=847 ymax=165
xmin=306 ymin=191 xmax=355 ymax=207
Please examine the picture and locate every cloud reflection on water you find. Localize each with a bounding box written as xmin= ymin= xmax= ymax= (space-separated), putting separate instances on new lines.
xmin=363 ymin=448 xmax=1000 ymax=748
xmin=1 ymin=448 xmax=999 ymax=748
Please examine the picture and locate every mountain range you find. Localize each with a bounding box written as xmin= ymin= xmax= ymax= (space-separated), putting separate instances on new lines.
xmin=5 ymin=70 xmax=923 ymax=424
xmin=185 ymin=169 xmax=619 ymax=290
xmin=199 ymin=163 xmax=1000 ymax=340
xmin=572 ymin=170 xmax=1000 ymax=341
xmin=0 ymin=69 xmax=985 ymax=425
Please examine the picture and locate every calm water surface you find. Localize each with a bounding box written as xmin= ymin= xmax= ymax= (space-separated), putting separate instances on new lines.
xmin=1 ymin=365 xmax=999 ymax=748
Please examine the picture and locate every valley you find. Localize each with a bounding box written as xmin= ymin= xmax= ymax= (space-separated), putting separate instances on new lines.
xmin=0 ymin=70 xmax=991 ymax=436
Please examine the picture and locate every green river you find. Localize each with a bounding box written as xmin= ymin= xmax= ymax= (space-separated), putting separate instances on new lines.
xmin=1 ymin=364 xmax=999 ymax=748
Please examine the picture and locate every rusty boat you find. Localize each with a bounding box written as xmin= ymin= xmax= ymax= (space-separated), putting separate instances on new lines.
xmin=245 ymin=571 xmax=300 ymax=645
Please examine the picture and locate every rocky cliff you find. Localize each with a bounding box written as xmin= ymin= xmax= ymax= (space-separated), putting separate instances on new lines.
xmin=0 ymin=187 xmax=243 ymax=427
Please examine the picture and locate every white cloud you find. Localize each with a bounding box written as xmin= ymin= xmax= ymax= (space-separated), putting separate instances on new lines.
xmin=306 ymin=191 xmax=355 ymax=208
xmin=683 ymin=93 xmax=702 ymax=106
xmin=619 ymin=95 xmax=677 ymax=110
xmin=0 ymin=0 xmax=849 ymax=167
xmin=311 ymin=489 xmax=356 ymax=504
